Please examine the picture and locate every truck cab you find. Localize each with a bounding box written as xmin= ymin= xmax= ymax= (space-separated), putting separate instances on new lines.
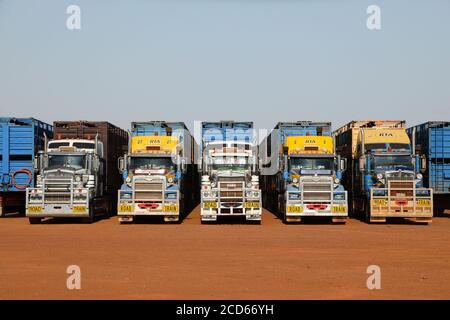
xmin=117 ymin=122 xmax=194 ymax=223
xmin=200 ymin=121 xmax=261 ymax=223
xmin=26 ymin=138 xmax=103 ymax=223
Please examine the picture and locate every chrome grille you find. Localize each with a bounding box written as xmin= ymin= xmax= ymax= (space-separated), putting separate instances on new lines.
xmin=44 ymin=178 xmax=72 ymax=204
xmin=218 ymin=179 xmax=244 ymax=202
xmin=134 ymin=180 xmax=164 ymax=201
xmin=301 ymin=177 xmax=333 ymax=202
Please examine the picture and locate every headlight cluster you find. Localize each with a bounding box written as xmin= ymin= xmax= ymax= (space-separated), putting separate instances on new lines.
xmin=165 ymin=192 xmax=177 ymax=200
xmin=245 ymin=191 xmax=260 ymax=198
xmin=333 ymin=193 xmax=346 ymax=201
xmin=376 ymin=173 xmax=383 ymax=180
xmin=121 ymin=192 xmax=132 ymax=200
xmin=203 ymin=191 xmax=217 ymax=198
xmin=30 ymin=190 xmax=43 ymax=200
xmin=416 ymin=173 xmax=423 ymax=180
xmin=288 ymin=193 xmax=301 ymax=200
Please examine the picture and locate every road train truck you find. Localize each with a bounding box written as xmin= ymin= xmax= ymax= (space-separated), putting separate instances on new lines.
xmin=408 ymin=121 xmax=450 ymax=214
xmin=1 ymin=118 xmax=53 ymax=216
xmin=26 ymin=121 xmax=128 ymax=224
xmin=199 ymin=121 xmax=261 ymax=223
xmin=335 ymin=120 xmax=433 ymax=223
xmin=260 ymin=121 xmax=348 ymax=223
xmin=117 ymin=122 xmax=198 ymax=223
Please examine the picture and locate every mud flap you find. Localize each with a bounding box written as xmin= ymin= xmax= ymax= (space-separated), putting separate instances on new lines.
xmin=332 ymin=217 xmax=347 ymax=224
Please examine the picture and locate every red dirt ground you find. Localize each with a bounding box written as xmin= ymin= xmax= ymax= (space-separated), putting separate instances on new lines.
xmin=1 ymin=207 xmax=449 ymax=299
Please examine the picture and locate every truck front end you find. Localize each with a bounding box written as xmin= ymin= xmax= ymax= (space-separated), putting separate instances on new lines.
xmin=117 ymin=136 xmax=181 ymax=223
xmin=200 ymin=142 xmax=261 ymax=223
xmin=366 ymin=152 xmax=433 ymax=223
xmin=26 ymin=142 xmax=97 ymax=223
xmin=283 ymin=136 xmax=348 ymax=223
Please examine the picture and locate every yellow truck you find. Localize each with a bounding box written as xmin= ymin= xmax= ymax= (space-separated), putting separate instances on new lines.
xmin=117 ymin=122 xmax=198 ymax=223
xmin=334 ymin=120 xmax=433 ymax=223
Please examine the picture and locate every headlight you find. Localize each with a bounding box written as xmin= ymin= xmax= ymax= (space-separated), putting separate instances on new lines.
xmin=203 ymin=191 xmax=211 ymax=198
xmin=168 ymin=177 xmax=174 ymax=183
xmin=376 ymin=173 xmax=383 ymax=180
xmin=333 ymin=193 xmax=345 ymax=200
xmin=75 ymin=176 xmax=81 ymax=182
xmin=292 ymin=178 xmax=298 ymax=183
xmin=122 ymin=192 xmax=132 ymax=199
xmin=416 ymin=173 xmax=423 ymax=180
xmin=126 ymin=177 xmax=131 ymax=183
xmin=334 ymin=178 xmax=340 ymax=184
xmin=247 ymin=182 xmax=252 ymax=188
xmin=211 ymin=181 xmax=217 ymax=188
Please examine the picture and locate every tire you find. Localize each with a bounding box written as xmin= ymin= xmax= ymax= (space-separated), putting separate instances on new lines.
xmin=82 ymin=206 xmax=94 ymax=224
xmin=29 ymin=217 xmax=41 ymax=224
xmin=364 ymin=199 xmax=371 ymax=223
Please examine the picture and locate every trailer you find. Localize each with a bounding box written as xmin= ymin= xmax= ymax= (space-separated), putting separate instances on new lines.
xmin=199 ymin=121 xmax=261 ymax=223
xmin=0 ymin=118 xmax=53 ymax=216
xmin=408 ymin=121 xmax=450 ymax=214
xmin=117 ymin=121 xmax=199 ymax=223
xmin=26 ymin=121 xmax=128 ymax=223
xmin=260 ymin=121 xmax=348 ymax=223
xmin=335 ymin=120 xmax=433 ymax=223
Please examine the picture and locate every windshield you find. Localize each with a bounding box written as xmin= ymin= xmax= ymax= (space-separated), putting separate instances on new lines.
xmin=211 ymin=156 xmax=251 ymax=172
xmin=290 ymin=157 xmax=333 ymax=171
xmin=47 ymin=154 xmax=85 ymax=170
xmin=371 ymin=155 xmax=414 ymax=171
xmin=130 ymin=157 xmax=174 ymax=171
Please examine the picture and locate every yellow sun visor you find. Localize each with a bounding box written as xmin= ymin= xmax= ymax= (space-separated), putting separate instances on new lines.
xmin=360 ymin=128 xmax=410 ymax=144
xmin=131 ymin=136 xmax=179 ymax=154
xmin=285 ymin=136 xmax=333 ymax=155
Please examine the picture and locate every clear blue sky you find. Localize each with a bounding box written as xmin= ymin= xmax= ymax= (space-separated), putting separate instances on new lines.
xmin=1 ymin=0 xmax=449 ymax=133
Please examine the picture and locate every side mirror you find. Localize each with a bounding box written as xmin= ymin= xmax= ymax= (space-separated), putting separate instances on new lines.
xmin=359 ymin=156 xmax=366 ymax=172
xmin=181 ymin=157 xmax=187 ymax=173
xmin=118 ymin=156 xmax=125 ymax=173
xmin=420 ymin=155 xmax=427 ymax=172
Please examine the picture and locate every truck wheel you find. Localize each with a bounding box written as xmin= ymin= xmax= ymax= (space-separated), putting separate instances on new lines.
xmin=364 ymin=200 xmax=371 ymax=223
xmin=82 ymin=207 xmax=94 ymax=224
xmin=29 ymin=218 xmax=41 ymax=224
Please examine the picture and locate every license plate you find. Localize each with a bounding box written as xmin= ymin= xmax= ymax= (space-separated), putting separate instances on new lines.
xmin=287 ymin=205 xmax=303 ymax=213
xmin=28 ymin=206 xmax=42 ymax=213
xmin=73 ymin=206 xmax=86 ymax=213
xmin=244 ymin=202 xmax=259 ymax=208
xmin=163 ymin=204 xmax=178 ymax=212
xmin=373 ymin=199 xmax=387 ymax=206
xmin=119 ymin=204 xmax=133 ymax=212
xmin=203 ymin=202 xmax=217 ymax=209
xmin=417 ymin=199 xmax=431 ymax=206
xmin=332 ymin=205 xmax=346 ymax=213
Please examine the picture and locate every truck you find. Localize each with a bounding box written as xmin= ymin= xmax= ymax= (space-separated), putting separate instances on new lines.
xmin=335 ymin=120 xmax=433 ymax=223
xmin=117 ymin=122 xmax=198 ymax=223
xmin=199 ymin=121 xmax=261 ymax=223
xmin=26 ymin=121 xmax=128 ymax=224
xmin=1 ymin=118 xmax=53 ymax=216
xmin=407 ymin=121 xmax=450 ymax=214
xmin=260 ymin=121 xmax=348 ymax=223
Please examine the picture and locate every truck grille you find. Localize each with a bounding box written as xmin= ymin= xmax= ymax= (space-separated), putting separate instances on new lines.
xmin=301 ymin=178 xmax=333 ymax=201
xmin=218 ymin=179 xmax=244 ymax=202
xmin=134 ymin=180 xmax=164 ymax=201
xmin=389 ymin=180 xmax=414 ymax=197
xmin=44 ymin=178 xmax=72 ymax=204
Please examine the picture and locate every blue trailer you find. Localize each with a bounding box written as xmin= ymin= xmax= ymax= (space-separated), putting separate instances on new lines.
xmin=408 ymin=121 xmax=450 ymax=213
xmin=0 ymin=118 xmax=53 ymax=215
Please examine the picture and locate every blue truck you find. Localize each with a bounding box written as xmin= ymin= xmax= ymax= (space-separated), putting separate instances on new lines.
xmin=0 ymin=118 xmax=53 ymax=216
xmin=260 ymin=121 xmax=348 ymax=223
xmin=117 ymin=122 xmax=199 ymax=223
xmin=199 ymin=121 xmax=261 ymax=223
xmin=408 ymin=121 xmax=450 ymax=214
